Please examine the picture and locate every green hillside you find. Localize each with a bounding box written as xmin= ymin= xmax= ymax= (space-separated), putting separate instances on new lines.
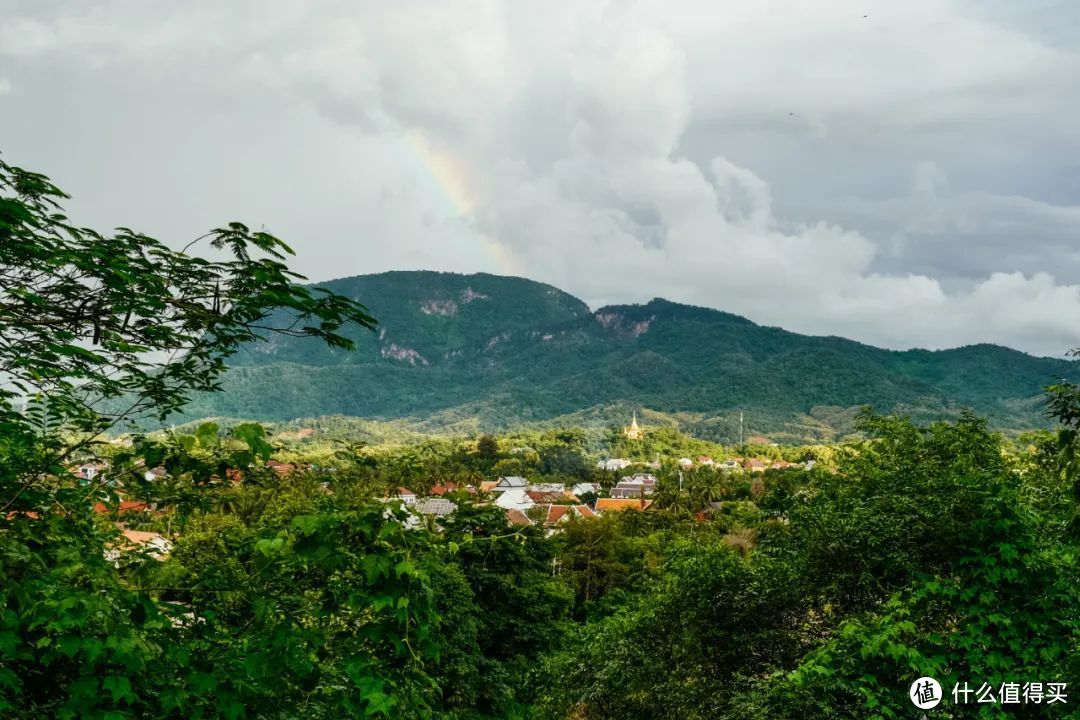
xmin=233 ymin=270 xmax=590 ymax=366
xmin=182 ymin=271 xmax=1079 ymax=441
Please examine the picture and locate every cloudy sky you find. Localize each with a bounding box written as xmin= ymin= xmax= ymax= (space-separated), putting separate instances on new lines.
xmin=3 ymin=0 xmax=1080 ymax=356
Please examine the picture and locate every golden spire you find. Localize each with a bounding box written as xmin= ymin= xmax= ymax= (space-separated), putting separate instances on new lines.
xmin=624 ymin=411 xmax=643 ymax=440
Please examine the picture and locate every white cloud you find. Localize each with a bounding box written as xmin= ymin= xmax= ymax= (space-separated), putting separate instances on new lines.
xmin=2 ymin=0 xmax=1080 ymax=356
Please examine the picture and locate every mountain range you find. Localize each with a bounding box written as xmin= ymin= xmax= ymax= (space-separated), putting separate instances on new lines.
xmin=180 ymin=271 xmax=1079 ymax=442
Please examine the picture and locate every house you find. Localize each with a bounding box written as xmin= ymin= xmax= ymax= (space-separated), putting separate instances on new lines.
xmin=414 ymin=498 xmax=457 ymax=518
xmin=388 ymin=487 xmax=417 ymax=505
xmin=718 ymin=459 xmax=740 ymax=470
xmin=506 ymin=509 xmax=533 ymax=527
xmin=106 ymin=527 xmax=172 ymax=562
xmin=571 ymin=482 xmax=601 ymax=497
xmin=770 ymin=460 xmax=797 ymax=470
xmin=479 ymin=480 xmax=499 ymax=493
xmin=609 ymin=473 xmax=657 ymax=499
xmin=678 ymin=458 xmax=694 ymax=468
xmin=595 ymin=498 xmax=653 ymax=513
xmin=120 ymin=529 xmax=172 ymax=557
xmin=609 ymin=484 xmax=646 ymax=499
xmin=743 ymin=459 xmax=766 ymax=473
xmin=73 ymin=462 xmax=106 ymax=481
xmin=696 ymin=456 xmax=715 ymax=466
xmin=266 ymin=460 xmax=296 ymax=475
xmin=493 ymin=476 xmax=528 ymax=492
xmin=495 ymin=488 xmax=535 ymax=511
xmin=93 ymin=500 xmax=154 ymax=515
xmin=143 ymin=465 xmax=168 ymax=482
xmin=207 ymin=468 xmax=243 ymax=484
xmin=546 ymin=504 xmax=596 ymax=524
xmin=526 ymin=483 xmax=566 ymax=494
xmin=537 ymin=504 xmax=597 ymax=534
xmin=613 ymin=483 xmax=643 ymax=500
xmin=118 ymin=500 xmax=152 ymax=514
xmin=526 ymin=490 xmax=579 ymax=504
xmin=430 ymin=483 xmax=476 ymax=497
xmin=596 ymin=458 xmax=632 ymax=472
xmin=382 ymin=505 xmax=421 ymax=530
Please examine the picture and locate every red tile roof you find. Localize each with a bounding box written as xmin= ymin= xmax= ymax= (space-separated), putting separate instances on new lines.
xmin=113 ymin=527 xmax=172 ymax=557
xmin=121 ymin=529 xmax=165 ymax=546
xmin=542 ymin=504 xmax=599 ymax=525
xmin=506 ymin=509 xmax=532 ymax=527
xmin=545 ymin=505 xmax=570 ymax=524
xmin=94 ymin=500 xmax=152 ymax=515
xmin=431 ymin=483 xmax=477 ymax=496
xmin=526 ymin=490 xmax=580 ymax=504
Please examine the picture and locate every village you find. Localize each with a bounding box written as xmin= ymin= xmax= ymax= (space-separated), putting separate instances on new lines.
xmin=387 ymin=450 xmax=809 ymax=534
xmin=77 ymin=413 xmax=813 ymax=558
xmin=385 ymin=413 xmax=812 ymax=534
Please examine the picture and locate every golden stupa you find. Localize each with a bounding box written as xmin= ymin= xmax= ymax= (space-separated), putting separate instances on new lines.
xmin=623 ymin=411 xmax=644 ymax=440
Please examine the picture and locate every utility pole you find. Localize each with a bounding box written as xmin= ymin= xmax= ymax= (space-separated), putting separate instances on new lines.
xmin=739 ymin=411 xmax=744 ymax=446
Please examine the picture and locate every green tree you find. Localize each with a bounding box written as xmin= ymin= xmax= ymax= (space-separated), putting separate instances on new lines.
xmin=0 ymin=156 xmax=445 ymax=718
xmin=539 ymin=444 xmax=589 ymax=479
xmin=555 ymin=513 xmax=630 ymax=614
xmin=536 ymin=411 xmax=1080 ymax=720
xmin=475 ymin=434 xmax=500 ymax=466
xmin=441 ymin=504 xmax=572 ymax=716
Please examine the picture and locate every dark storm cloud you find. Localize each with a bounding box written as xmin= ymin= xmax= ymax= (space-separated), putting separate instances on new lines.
xmin=2 ymin=0 xmax=1080 ymax=356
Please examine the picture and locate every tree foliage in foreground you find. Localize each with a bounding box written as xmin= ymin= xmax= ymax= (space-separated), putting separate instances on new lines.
xmin=3 ymin=155 xmax=1080 ymax=719
xmin=537 ymin=412 xmax=1080 ymax=719
xmin=0 ymin=156 xmax=447 ymax=718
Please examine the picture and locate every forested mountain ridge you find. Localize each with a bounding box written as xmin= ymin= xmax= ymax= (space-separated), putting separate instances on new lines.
xmin=188 ymin=270 xmax=1079 ymax=440
xmin=232 ymin=270 xmax=591 ymax=367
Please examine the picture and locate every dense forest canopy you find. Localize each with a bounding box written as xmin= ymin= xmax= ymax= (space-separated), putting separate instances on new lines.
xmin=179 ymin=271 xmax=1080 ymax=442
xmin=2 ymin=158 xmax=1079 ymax=719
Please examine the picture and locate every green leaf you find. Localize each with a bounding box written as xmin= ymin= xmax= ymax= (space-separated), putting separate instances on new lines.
xmin=194 ymin=422 xmax=220 ymax=447
xmin=103 ymin=675 xmax=134 ymax=703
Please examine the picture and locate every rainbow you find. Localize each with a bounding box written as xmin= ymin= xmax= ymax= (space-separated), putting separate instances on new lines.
xmin=402 ymin=128 xmax=523 ymax=276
